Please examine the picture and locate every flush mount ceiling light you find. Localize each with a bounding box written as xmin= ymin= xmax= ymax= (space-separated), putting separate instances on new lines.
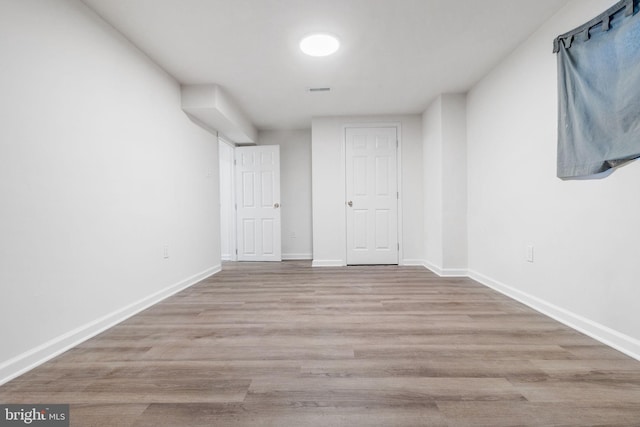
xmin=299 ymin=33 xmax=340 ymax=57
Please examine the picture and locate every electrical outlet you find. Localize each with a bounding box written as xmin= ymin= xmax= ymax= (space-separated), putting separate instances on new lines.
xmin=526 ymin=245 xmax=534 ymax=263
xmin=289 ymin=231 xmax=296 ymax=239
xmin=163 ymin=245 xmax=169 ymax=259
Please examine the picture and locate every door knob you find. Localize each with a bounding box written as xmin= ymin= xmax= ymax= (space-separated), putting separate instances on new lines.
xmin=347 ymin=201 xmax=353 ymax=207
xmin=274 ymin=203 xmax=280 ymax=208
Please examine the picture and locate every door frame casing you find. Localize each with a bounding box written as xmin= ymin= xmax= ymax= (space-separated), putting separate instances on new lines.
xmin=342 ymin=122 xmax=403 ymax=265
xmin=219 ymin=138 xmax=237 ymax=261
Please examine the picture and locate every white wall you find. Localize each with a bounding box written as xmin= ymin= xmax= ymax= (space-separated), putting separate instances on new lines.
xmin=258 ymin=129 xmax=313 ymax=260
xmin=219 ymin=140 xmax=235 ymax=260
xmin=466 ymin=0 xmax=640 ymax=357
xmin=311 ymin=115 xmax=423 ymax=266
xmin=423 ymin=99 xmax=444 ymax=269
xmin=0 ymin=0 xmax=221 ymax=383
xmin=441 ymin=95 xmax=468 ymax=272
xmin=422 ymin=94 xmax=468 ymax=275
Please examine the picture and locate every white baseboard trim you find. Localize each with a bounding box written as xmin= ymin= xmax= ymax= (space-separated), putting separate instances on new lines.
xmin=423 ymin=260 xmax=468 ymax=277
xmin=283 ymin=253 xmax=313 ymax=260
xmin=0 ymin=264 xmax=222 ymax=386
xmin=312 ymin=259 xmax=345 ymax=267
xmin=468 ymin=269 xmax=640 ymax=362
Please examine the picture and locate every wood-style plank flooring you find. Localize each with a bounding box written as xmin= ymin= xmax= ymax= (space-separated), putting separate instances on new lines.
xmin=2 ymin=261 xmax=640 ymax=426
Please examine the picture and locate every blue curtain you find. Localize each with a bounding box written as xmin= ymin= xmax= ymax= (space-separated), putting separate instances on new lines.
xmin=555 ymin=0 xmax=640 ymax=179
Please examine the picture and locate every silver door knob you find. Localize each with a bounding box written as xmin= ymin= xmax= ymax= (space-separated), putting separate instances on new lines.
xmin=274 ymin=203 xmax=280 ymax=208
xmin=347 ymin=201 xmax=353 ymax=207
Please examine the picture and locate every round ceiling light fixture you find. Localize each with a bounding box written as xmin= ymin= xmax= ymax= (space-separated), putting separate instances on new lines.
xmin=299 ymin=33 xmax=340 ymax=57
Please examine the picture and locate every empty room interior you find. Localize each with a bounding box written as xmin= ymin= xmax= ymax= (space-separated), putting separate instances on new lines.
xmin=2 ymin=0 xmax=640 ymax=425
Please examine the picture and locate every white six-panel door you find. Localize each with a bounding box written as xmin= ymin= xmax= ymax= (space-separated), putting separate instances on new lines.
xmin=235 ymin=145 xmax=281 ymax=262
xmin=346 ymin=127 xmax=398 ymax=265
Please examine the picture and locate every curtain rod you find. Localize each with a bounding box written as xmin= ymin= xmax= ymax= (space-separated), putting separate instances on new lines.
xmin=553 ymin=0 xmax=634 ymax=53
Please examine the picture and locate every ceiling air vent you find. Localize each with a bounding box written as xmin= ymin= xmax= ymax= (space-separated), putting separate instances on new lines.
xmin=308 ymin=87 xmax=331 ymax=93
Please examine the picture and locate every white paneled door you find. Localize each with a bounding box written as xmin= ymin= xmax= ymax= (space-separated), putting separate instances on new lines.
xmin=235 ymin=145 xmax=281 ymax=262
xmin=346 ymin=127 xmax=398 ymax=265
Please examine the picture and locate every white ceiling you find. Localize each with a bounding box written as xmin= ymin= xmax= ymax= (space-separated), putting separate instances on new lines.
xmin=81 ymin=0 xmax=569 ymax=130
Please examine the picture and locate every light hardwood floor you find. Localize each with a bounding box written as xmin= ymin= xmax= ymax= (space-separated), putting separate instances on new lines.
xmin=1 ymin=261 xmax=640 ymax=426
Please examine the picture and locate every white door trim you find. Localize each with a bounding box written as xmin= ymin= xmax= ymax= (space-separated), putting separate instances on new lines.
xmin=219 ymin=137 xmax=237 ymax=261
xmin=342 ymin=123 xmax=403 ymax=265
